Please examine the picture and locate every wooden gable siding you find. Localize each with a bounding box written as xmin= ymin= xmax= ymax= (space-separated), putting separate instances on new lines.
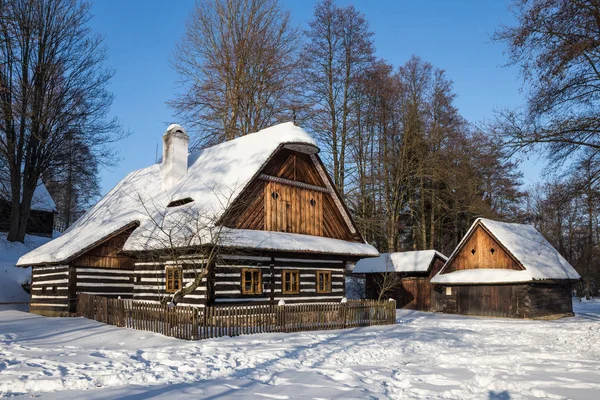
xmin=70 ymin=228 xmax=135 ymax=269
xmin=261 ymin=149 xmax=324 ymax=186
xmin=222 ymin=148 xmax=358 ymax=242
xmin=264 ymin=181 xmax=323 ymax=236
xmin=442 ymin=225 xmax=521 ymax=274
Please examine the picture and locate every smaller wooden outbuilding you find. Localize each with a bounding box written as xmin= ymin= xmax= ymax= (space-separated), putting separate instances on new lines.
xmin=353 ymin=250 xmax=447 ymax=311
xmin=0 ymin=174 xmax=56 ymax=237
xmin=430 ymin=218 xmax=580 ymax=319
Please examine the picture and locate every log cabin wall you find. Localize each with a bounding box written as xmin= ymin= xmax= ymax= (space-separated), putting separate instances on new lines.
xmin=443 ymin=225 xmax=522 ymax=274
xmin=433 ymin=285 xmax=521 ymax=317
xmin=527 ymin=283 xmax=573 ymax=318
xmin=64 ymin=228 xmax=137 ymax=302
xmin=221 ymin=148 xmax=359 ymax=242
xmin=132 ymin=262 xmax=208 ymax=307
xmin=74 ymin=267 xmax=134 ymax=300
xmin=211 ymin=253 xmax=346 ymax=305
xmin=432 ymin=283 xmax=574 ymax=319
xmin=30 ymin=265 xmax=72 ymax=315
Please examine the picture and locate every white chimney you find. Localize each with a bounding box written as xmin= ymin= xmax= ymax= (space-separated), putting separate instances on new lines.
xmin=162 ymin=124 xmax=189 ymax=191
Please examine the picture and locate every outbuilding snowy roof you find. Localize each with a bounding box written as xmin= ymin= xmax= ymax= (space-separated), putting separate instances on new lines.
xmin=430 ymin=218 xmax=580 ymax=284
xmin=0 ymin=170 xmax=56 ymax=212
xmin=352 ymin=250 xmax=447 ymax=274
xmin=17 ymin=123 xmax=377 ymax=266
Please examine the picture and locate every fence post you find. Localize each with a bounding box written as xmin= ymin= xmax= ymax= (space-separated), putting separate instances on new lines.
xmin=276 ymin=301 xmax=286 ymax=333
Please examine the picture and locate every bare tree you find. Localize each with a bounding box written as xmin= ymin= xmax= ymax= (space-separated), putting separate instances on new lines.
xmin=170 ymin=0 xmax=302 ymax=147
xmin=129 ymin=184 xmax=247 ymax=306
xmin=493 ymin=0 xmax=600 ymax=163
xmin=374 ymin=256 xmax=403 ymax=302
xmin=302 ymin=0 xmax=374 ymax=196
xmin=0 ymin=0 xmax=122 ymax=242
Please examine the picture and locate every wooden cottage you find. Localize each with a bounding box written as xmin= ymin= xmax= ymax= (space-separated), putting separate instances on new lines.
xmin=17 ymin=123 xmax=378 ymax=316
xmin=353 ymin=250 xmax=447 ymax=311
xmin=1 ymin=176 xmax=56 ymax=237
xmin=430 ymin=218 xmax=580 ymax=319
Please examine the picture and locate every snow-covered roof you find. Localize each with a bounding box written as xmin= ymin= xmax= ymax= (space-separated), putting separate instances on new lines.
xmin=219 ymin=229 xmax=377 ymax=256
xmin=18 ymin=123 xmax=377 ymax=266
xmin=0 ymin=170 xmax=56 ymax=212
xmin=430 ymin=218 xmax=580 ymax=284
xmin=352 ymin=250 xmax=447 ymax=274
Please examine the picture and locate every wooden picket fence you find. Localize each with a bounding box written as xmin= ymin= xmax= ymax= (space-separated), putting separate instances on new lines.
xmin=76 ymin=293 xmax=396 ymax=340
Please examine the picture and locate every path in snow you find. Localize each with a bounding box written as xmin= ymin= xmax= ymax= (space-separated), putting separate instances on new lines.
xmin=1 ymin=301 xmax=600 ymax=399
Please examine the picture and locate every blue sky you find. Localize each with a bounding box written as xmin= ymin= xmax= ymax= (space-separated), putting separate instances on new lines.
xmin=89 ymin=0 xmax=542 ymax=196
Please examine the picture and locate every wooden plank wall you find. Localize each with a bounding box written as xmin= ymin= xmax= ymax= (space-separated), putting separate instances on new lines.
xmin=30 ymin=265 xmax=72 ymax=314
xmin=229 ymin=180 xmax=265 ymax=231
xmin=264 ymin=181 xmax=323 ymax=236
xmin=434 ymin=285 xmax=521 ymax=317
xmin=444 ymin=226 xmax=521 ymax=273
xmin=363 ymin=256 xmax=447 ymax=311
xmin=365 ymin=275 xmax=431 ymax=310
xmin=212 ymin=254 xmax=346 ymax=305
xmin=221 ymin=148 xmax=358 ymax=242
xmin=132 ymin=262 xmax=208 ymax=307
xmin=71 ymin=230 xmax=135 ymax=269
xmin=433 ymin=283 xmax=573 ymax=319
xmin=527 ymin=284 xmax=573 ymax=318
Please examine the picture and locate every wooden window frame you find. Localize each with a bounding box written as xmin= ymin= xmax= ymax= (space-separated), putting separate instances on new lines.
xmin=316 ymin=270 xmax=332 ymax=293
xmin=165 ymin=266 xmax=183 ymax=294
xmin=282 ymin=269 xmax=300 ymax=294
xmin=241 ymin=268 xmax=263 ymax=295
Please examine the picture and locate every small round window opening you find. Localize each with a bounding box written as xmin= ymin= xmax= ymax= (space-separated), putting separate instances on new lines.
xmin=271 ymin=191 xmax=279 ymax=199
xmin=471 ymin=249 xmax=476 ymax=255
xmin=490 ymin=248 xmax=496 ymax=254
xmin=310 ymin=198 xmax=316 ymax=206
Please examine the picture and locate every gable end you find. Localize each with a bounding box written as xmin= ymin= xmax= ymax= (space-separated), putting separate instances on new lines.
xmin=440 ymin=222 xmax=525 ymax=274
xmin=221 ymin=148 xmax=362 ymax=242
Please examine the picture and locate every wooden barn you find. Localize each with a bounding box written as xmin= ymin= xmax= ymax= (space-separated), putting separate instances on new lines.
xmin=17 ymin=123 xmax=378 ymax=316
xmin=430 ymin=218 xmax=580 ymax=319
xmin=0 ymin=175 xmax=56 ymax=237
xmin=353 ymin=250 xmax=447 ymax=311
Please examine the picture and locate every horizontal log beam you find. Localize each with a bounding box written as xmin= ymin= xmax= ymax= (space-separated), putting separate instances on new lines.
xmin=258 ymin=174 xmax=330 ymax=193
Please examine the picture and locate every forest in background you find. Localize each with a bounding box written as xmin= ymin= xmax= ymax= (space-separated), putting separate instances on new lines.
xmin=1 ymin=0 xmax=599 ymax=296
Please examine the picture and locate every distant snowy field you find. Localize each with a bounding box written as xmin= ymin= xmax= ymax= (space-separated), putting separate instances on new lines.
xmin=1 ymin=301 xmax=600 ymax=399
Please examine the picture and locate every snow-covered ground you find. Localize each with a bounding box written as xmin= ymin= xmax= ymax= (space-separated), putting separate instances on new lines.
xmin=2 ymin=301 xmax=600 ymax=399
xmin=0 ymin=233 xmax=52 ymax=309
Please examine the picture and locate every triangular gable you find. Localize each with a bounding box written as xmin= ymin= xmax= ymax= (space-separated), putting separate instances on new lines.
xmin=221 ymin=147 xmax=362 ymax=242
xmin=438 ymin=221 xmax=525 ymax=275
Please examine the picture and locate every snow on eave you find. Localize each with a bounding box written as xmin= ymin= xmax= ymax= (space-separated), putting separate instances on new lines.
xmin=430 ymin=268 xmax=581 ymax=285
xmin=353 ymin=250 xmax=447 ymax=274
xmin=216 ymin=229 xmax=379 ymax=257
xmin=16 ymin=220 xmax=139 ymax=267
xmin=122 ymin=228 xmax=379 ymax=257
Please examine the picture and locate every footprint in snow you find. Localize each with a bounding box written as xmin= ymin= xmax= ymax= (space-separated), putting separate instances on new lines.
xmin=253 ymin=393 xmax=289 ymax=399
